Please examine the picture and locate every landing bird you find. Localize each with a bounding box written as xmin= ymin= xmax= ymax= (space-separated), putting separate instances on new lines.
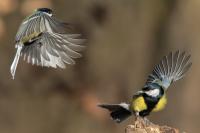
xmin=10 ymin=8 xmax=85 ymax=79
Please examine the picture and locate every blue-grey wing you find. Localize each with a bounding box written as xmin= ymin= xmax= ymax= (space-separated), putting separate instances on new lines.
xmin=15 ymin=11 xmax=72 ymax=42
xmin=146 ymin=50 xmax=192 ymax=90
xmin=15 ymin=12 xmax=44 ymax=42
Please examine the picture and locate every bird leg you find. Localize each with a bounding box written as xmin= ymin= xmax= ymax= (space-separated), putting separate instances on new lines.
xmin=134 ymin=112 xmax=154 ymax=127
xmin=134 ymin=113 xmax=146 ymax=128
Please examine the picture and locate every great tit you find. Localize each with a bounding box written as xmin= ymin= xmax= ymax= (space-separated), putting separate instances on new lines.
xmin=98 ymin=51 xmax=192 ymax=123
xmin=10 ymin=8 xmax=85 ymax=79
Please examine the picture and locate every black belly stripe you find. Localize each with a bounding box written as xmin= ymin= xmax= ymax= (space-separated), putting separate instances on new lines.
xmin=139 ymin=94 xmax=160 ymax=117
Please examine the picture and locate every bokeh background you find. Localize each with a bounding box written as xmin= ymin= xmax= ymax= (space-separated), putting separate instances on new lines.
xmin=0 ymin=0 xmax=199 ymax=133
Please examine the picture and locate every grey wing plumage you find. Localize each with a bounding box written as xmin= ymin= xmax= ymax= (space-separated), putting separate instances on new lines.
xmin=45 ymin=16 xmax=74 ymax=34
xmin=146 ymin=50 xmax=192 ymax=89
xmin=15 ymin=12 xmax=44 ymax=42
xmin=15 ymin=11 xmax=71 ymax=42
xmin=21 ymin=32 xmax=85 ymax=68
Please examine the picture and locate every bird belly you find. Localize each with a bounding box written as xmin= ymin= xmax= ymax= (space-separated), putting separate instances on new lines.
xmin=132 ymin=96 xmax=147 ymax=112
xmin=152 ymin=95 xmax=167 ymax=112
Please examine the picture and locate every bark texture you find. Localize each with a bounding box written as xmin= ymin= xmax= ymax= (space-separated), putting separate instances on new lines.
xmin=125 ymin=118 xmax=180 ymax=133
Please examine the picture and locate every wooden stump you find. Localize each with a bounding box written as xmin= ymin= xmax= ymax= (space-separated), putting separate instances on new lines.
xmin=125 ymin=117 xmax=180 ymax=133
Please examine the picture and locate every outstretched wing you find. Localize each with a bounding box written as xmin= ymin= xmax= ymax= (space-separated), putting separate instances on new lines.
xmin=20 ymin=32 xmax=85 ymax=68
xmin=146 ymin=50 xmax=192 ymax=90
xmin=98 ymin=103 xmax=132 ymax=123
xmin=15 ymin=11 xmax=71 ymax=42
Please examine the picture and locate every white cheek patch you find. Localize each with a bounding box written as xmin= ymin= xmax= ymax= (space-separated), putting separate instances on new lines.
xmin=145 ymin=89 xmax=160 ymax=97
xmin=44 ymin=12 xmax=52 ymax=17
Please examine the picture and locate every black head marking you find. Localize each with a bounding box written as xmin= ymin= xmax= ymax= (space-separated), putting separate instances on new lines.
xmin=37 ymin=8 xmax=53 ymax=14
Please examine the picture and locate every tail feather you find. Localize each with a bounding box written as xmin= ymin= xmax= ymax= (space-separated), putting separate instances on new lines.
xmin=98 ymin=103 xmax=132 ymax=123
xmin=10 ymin=45 xmax=22 ymax=79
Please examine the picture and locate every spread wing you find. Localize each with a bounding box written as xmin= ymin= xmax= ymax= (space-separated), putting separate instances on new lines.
xmin=145 ymin=50 xmax=192 ymax=90
xmin=21 ymin=32 xmax=85 ymax=68
xmin=15 ymin=11 xmax=70 ymax=42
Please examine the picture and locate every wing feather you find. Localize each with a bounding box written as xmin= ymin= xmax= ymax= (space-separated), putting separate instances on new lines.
xmin=146 ymin=50 xmax=192 ymax=90
xmin=15 ymin=11 xmax=72 ymax=42
xmin=20 ymin=31 xmax=85 ymax=68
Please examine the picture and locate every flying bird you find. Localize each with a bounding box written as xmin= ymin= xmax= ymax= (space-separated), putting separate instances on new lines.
xmin=98 ymin=51 xmax=192 ymax=123
xmin=10 ymin=8 xmax=85 ymax=79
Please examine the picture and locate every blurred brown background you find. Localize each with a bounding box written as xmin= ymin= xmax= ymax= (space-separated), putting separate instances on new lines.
xmin=0 ymin=0 xmax=199 ymax=133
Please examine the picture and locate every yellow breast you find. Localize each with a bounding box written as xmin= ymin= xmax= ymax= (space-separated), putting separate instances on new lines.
xmin=132 ymin=96 xmax=147 ymax=112
xmin=152 ymin=95 xmax=167 ymax=112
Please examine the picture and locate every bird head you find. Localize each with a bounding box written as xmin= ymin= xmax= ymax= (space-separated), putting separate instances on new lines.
xmin=36 ymin=8 xmax=53 ymax=16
